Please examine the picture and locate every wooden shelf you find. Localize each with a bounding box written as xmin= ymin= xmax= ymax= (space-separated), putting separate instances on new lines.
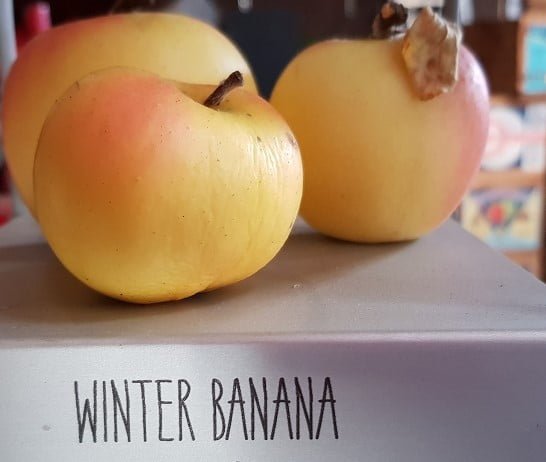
xmin=471 ymin=169 xmax=545 ymax=190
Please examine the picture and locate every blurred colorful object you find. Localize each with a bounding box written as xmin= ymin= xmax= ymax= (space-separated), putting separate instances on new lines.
xmin=522 ymin=104 xmax=546 ymax=172
xmin=461 ymin=99 xmax=545 ymax=277
xmin=483 ymin=104 xmax=546 ymax=171
xmin=520 ymin=19 xmax=546 ymax=95
xmin=482 ymin=107 xmax=524 ymax=170
xmin=16 ymin=2 xmax=51 ymax=48
xmin=462 ymin=187 xmax=542 ymax=251
xmin=0 ymin=1 xmax=51 ymax=225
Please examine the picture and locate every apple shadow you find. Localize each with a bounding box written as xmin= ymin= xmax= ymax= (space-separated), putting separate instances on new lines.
xmin=0 ymin=227 xmax=411 ymax=332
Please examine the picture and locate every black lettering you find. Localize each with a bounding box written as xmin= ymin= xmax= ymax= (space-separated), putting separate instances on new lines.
xmin=212 ymin=379 xmax=225 ymax=441
xmin=156 ymin=380 xmax=174 ymax=441
xmin=102 ymin=381 xmax=108 ymax=442
xmin=295 ymin=377 xmax=313 ymax=440
xmin=270 ymin=378 xmax=293 ymax=440
xmin=132 ymin=380 xmax=152 ymax=442
xmin=74 ymin=380 xmax=97 ymax=443
xmin=111 ymin=380 xmax=131 ymax=442
xmin=315 ymin=377 xmax=339 ymax=439
xmin=249 ymin=377 xmax=268 ymax=440
xmin=225 ymin=378 xmax=248 ymax=440
xmin=177 ymin=379 xmax=195 ymax=441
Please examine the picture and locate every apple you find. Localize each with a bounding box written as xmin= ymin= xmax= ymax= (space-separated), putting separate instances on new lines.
xmin=3 ymin=12 xmax=257 ymax=214
xmin=33 ymin=68 xmax=302 ymax=304
xmin=270 ymin=5 xmax=489 ymax=243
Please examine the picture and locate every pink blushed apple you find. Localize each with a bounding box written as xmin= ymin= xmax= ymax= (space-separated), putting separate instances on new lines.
xmin=271 ymin=6 xmax=489 ymax=242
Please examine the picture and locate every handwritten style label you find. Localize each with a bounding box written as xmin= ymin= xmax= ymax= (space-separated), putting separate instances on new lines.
xmin=73 ymin=376 xmax=339 ymax=444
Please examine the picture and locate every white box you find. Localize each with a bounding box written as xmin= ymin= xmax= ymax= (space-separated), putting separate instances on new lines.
xmin=1 ymin=217 xmax=545 ymax=461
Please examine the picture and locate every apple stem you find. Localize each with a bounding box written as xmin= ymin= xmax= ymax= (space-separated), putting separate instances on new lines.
xmin=371 ymin=1 xmax=408 ymax=39
xmin=203 ymin=71 xmax=244 ymax=108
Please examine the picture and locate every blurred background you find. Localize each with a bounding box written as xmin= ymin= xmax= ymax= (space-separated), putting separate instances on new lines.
xmin=1 ymin=0 xmax=545 ymax=281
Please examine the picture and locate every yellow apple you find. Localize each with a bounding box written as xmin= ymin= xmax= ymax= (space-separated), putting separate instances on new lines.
xmin=3 ymin=12 xmax=257 ymax=214
xmin=33 ymin=68 xmax=302 ymax=304
xmin=270 ymin=7 xmax=489 ymax=243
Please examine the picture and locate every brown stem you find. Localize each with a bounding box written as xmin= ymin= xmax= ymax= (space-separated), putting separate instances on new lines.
xmin=203 ymin=71 xmax=244 ymax=108
xmin=372 ymin=1 xmax=408 ymax=39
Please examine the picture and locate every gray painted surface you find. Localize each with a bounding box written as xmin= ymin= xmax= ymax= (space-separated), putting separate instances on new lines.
xmin=1 ymin=217 xmax=546 ymax=461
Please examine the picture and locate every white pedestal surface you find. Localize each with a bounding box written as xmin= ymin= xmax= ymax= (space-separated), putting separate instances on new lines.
xmin=0 ymin=217 xmax=545 ymax=462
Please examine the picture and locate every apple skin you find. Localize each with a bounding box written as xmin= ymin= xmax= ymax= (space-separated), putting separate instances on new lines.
xmin=270 ymin=39 xmax=489 ymax=243
xmin=3 ymin=12 xmax=257 ymax=214
xmin=33 ymin=68 xmax=302 ymax=304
